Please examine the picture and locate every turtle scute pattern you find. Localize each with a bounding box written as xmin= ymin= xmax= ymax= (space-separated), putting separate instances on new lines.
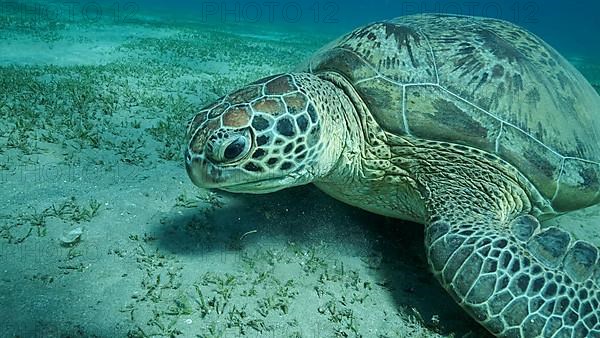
xmin=426 ymin=214 xmax=600 ymax=337
xmin=307 ymin=14 xmax=600 ymax=212
xmin=186 ymin=73 xmax=349 ymax=177
xmin=396 ymin=137 xmax=600 ymax=337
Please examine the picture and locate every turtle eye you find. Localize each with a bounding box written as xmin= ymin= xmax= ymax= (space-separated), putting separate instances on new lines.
xmin=206 ymin=129 xmax=252 ymax=164
xmin=224 ymin=137 xmax=247 ymax=160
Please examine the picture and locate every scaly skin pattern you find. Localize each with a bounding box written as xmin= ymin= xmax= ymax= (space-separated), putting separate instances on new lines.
xmin=185 ymin=14 xmax=600 ymax=338
xmin=185 ymin=73 xmax=351 ymax=193
xmin=394 ymin=138 xmax=600 ymax=338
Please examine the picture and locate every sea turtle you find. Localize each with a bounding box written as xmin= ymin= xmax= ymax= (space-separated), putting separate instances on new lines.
xmin=184 ymin=14 xmax=600 ymax=337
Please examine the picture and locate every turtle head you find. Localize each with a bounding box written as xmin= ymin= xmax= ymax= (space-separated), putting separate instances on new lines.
xmin=185 ymin=73 xmax=349 ymax=193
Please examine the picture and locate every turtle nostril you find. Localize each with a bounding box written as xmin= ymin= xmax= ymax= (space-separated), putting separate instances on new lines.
xmin=185 ymin=150 xmax=192 ymax=163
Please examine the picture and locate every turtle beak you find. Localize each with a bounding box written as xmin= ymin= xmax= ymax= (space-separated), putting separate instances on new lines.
xmin=186 ymin=153 xmax=220 ymax=188
xmin=185 ymin=148 xmax=213 ymax=188
xmin=186 ymin=148 xmax=247 ymax=189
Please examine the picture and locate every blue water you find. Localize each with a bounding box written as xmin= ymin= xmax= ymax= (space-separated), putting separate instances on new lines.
xmin=106 ymin=0 xmax=600 ymax=59
xmin=25 ymin=0 xmax=597 ymax=59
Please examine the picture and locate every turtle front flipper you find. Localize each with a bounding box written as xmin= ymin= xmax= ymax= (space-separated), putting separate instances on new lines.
xmin=425 ymin=212 xmax=600 ymax=337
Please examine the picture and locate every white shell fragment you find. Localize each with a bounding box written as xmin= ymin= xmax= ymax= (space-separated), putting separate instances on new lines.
xmin=60 ymin=227 xmax=83 ymax=246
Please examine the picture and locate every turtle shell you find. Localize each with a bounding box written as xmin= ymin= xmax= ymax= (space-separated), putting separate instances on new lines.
xmin=305 ymin=14 xmax=600 ymax=212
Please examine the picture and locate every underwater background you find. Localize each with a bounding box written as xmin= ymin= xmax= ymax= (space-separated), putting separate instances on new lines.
xmin=0 ymin=0 xmax=598 ymax=337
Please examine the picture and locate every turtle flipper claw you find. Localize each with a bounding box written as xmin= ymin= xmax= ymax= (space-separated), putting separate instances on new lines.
xmin=562 ymin=240 xmax=598 ymax=283
xmin=527 ymin=226 xmax=571 ymax=268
